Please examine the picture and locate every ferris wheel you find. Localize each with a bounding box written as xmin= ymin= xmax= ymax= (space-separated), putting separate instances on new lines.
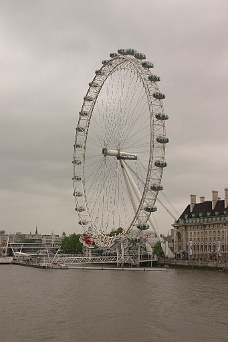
xmin=73 ymin=49 xmax=169 ymax=248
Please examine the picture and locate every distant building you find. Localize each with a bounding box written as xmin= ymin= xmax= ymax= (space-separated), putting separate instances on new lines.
xmin=163 ymin=229 xmax=174 ymax=253
xmin=1 ymin=227 xmax=65 ymax=246
xmin=173 ymin=188 xmax=228 ymax=260
xmin=0 ymin=230 xmax=7 ymax=243
xmin=41 ymin=233 xmax=63 ymax=247
xmin=7 ymin=232 xmax=42 ymax=243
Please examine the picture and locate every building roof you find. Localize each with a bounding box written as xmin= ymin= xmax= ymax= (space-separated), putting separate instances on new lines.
xmin=179 ymin=199 xmax=227 ymax=220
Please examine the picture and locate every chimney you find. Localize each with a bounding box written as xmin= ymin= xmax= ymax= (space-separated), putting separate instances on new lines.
xmin=225 ymin=188 xmax=228 ymax=208
xmin=190 ymin=195 xmax=196 ymax=212
xmin=212 ymin=190 xmax=218 ymax=210
xmin=200 ymin=196 xmax=205 ymax=203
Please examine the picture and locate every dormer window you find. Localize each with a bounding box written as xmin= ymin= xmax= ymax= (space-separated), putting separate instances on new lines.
xmin=199 ymin=212 xmax=203 ymax=217
xmin=207 ymin=212 xmax=211 ymax=217
xmin=215 ymin=212 xmax=219 ymax=216
xmin=192 ymin=214 xmax=195 ymax=218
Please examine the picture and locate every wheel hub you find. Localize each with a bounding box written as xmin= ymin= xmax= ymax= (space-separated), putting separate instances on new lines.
xmin=102 ymin=148 xmax=137 ymax=160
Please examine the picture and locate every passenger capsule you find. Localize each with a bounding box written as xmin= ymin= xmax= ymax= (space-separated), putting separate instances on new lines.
xmin=125 ymin=48 xmax=137 ymax=55
xmin=75 ymin=143 xmax=83 ymax=148
xmin=142 ymin=61 xmax=154 ymax=68
xmin=74 ymin=191 xmax=83 ymax=197
xmin=134 ymin=52 xmax=146 ymax=60
xmin=118 ymin=49 xmax=128 ymax=55
xmin=155 ymin=113 xmax=169 ymax=120
xmin=110 ymin=53 xmax=119 ymax=58
xmin=72 ymin=175 xmax=81 ymax=181
xmin=155 ymin=160 xmax=167 ymax=168
xmin=79 ymin=111 xmax=89 ymax=117
xmin=89 ymin=82 xmax=99 ymax=87
xmin=84 ymin=95 xmax=93 ymax=102
xmin=75 ymin=206 xmax=85 ymax=212
xmin=156 ymin=136 xmax=169 ymax=144
xmin=151 ymin=184 xmax=163 ymax=191
xmin=130 ymin=238 xmax=140 ymax=243
xmin=148 ymin=74 xmax=160 ymax=82
xmin=137 ymin=223 xmax=149 ymax=230
xmin=72 ymin=160 xmax=81 ymax=165
xmin=153 ymin=92 xmax=165 ymax=100
xmin=95 ymin=70 xmax=104 ymax=75
xmin=102 ymin=60 xmax=109 ymax=65
xmin=78 ymin=220 xmax=88 ymax=225
xmin=144 ymin=206 xmax=157 ymax=213
xmin=76 ymin=126 xmax=85 ymax=132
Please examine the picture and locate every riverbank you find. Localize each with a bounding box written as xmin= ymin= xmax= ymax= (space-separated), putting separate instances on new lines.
xmin=3 ymin=258 xmax=228 ymax=272
xmin=157 ymin=259 xmax=228 ymax=272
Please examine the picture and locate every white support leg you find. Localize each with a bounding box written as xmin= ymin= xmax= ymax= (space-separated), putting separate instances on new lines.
xmin=116 ymin=247 xmax=120 ymax=267
xmin=121 ymin=242 xmax=124 ymax=267
xmin=120 ymin=160 xmax=161 ymax=239
xmin=138 ymin=245 xmax=141 ymax=267
xmin=120 ymin=160 xmax=139 ymax=214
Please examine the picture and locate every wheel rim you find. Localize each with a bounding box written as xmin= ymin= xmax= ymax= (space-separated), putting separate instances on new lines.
xmin=73 ymin=50 xmax=168 ymax=247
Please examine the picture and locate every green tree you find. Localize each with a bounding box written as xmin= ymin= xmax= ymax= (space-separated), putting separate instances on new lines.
xmin=153 ymin=241 xmax=164 ymax=258
xmin=108 ymin=227 xmax=123 ymax=237
xmin=61 ymin=233 xmax=83 ymax=254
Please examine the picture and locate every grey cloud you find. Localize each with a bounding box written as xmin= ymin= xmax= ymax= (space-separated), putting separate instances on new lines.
xmin=1 ymin=0 xmax=228 ymax=235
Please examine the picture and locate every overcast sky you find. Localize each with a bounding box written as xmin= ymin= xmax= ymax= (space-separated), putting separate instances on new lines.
xmin=1 ymin=0 xmax=227 ymax=236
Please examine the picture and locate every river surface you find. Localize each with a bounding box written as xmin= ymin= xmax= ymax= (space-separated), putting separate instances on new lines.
xmin=1 ymin=265 xmax=228 ymax=342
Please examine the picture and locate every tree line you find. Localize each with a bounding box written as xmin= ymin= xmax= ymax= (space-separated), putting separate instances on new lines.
xmin=61 ymin=230 xmax=164 ymax=257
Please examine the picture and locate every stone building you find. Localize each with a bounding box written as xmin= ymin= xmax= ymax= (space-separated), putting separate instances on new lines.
xmin=173 ymin=188 xmax=228 ymax=260
xmin=41 ymin=233 xmax=63 ymax=247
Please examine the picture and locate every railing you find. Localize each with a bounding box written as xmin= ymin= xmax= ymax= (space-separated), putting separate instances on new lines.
xmin=53 ymin=255 xmax=118 ymax=264
xmin=52 ymin=254 xmax=157 ymax=265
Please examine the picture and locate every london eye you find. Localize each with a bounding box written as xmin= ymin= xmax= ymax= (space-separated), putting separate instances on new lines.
xmin=73 ymin=49 xmax=169 ymax=249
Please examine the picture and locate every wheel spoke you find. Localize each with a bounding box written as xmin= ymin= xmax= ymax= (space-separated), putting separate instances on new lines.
xmin=73 ymin=50 xmax=169 ymax=247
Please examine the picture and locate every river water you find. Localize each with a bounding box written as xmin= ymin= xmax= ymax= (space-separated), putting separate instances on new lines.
xmin=1 ymin=265 xmax=228 ymax=342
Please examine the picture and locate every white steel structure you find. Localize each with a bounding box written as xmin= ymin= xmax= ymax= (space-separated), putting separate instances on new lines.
xmin=73 ymin=49 xmax=169 ymax=249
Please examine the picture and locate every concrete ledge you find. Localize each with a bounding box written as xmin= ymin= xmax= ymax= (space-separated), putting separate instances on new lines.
xmin=158 ymin=260 xmax=228 ymax=271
